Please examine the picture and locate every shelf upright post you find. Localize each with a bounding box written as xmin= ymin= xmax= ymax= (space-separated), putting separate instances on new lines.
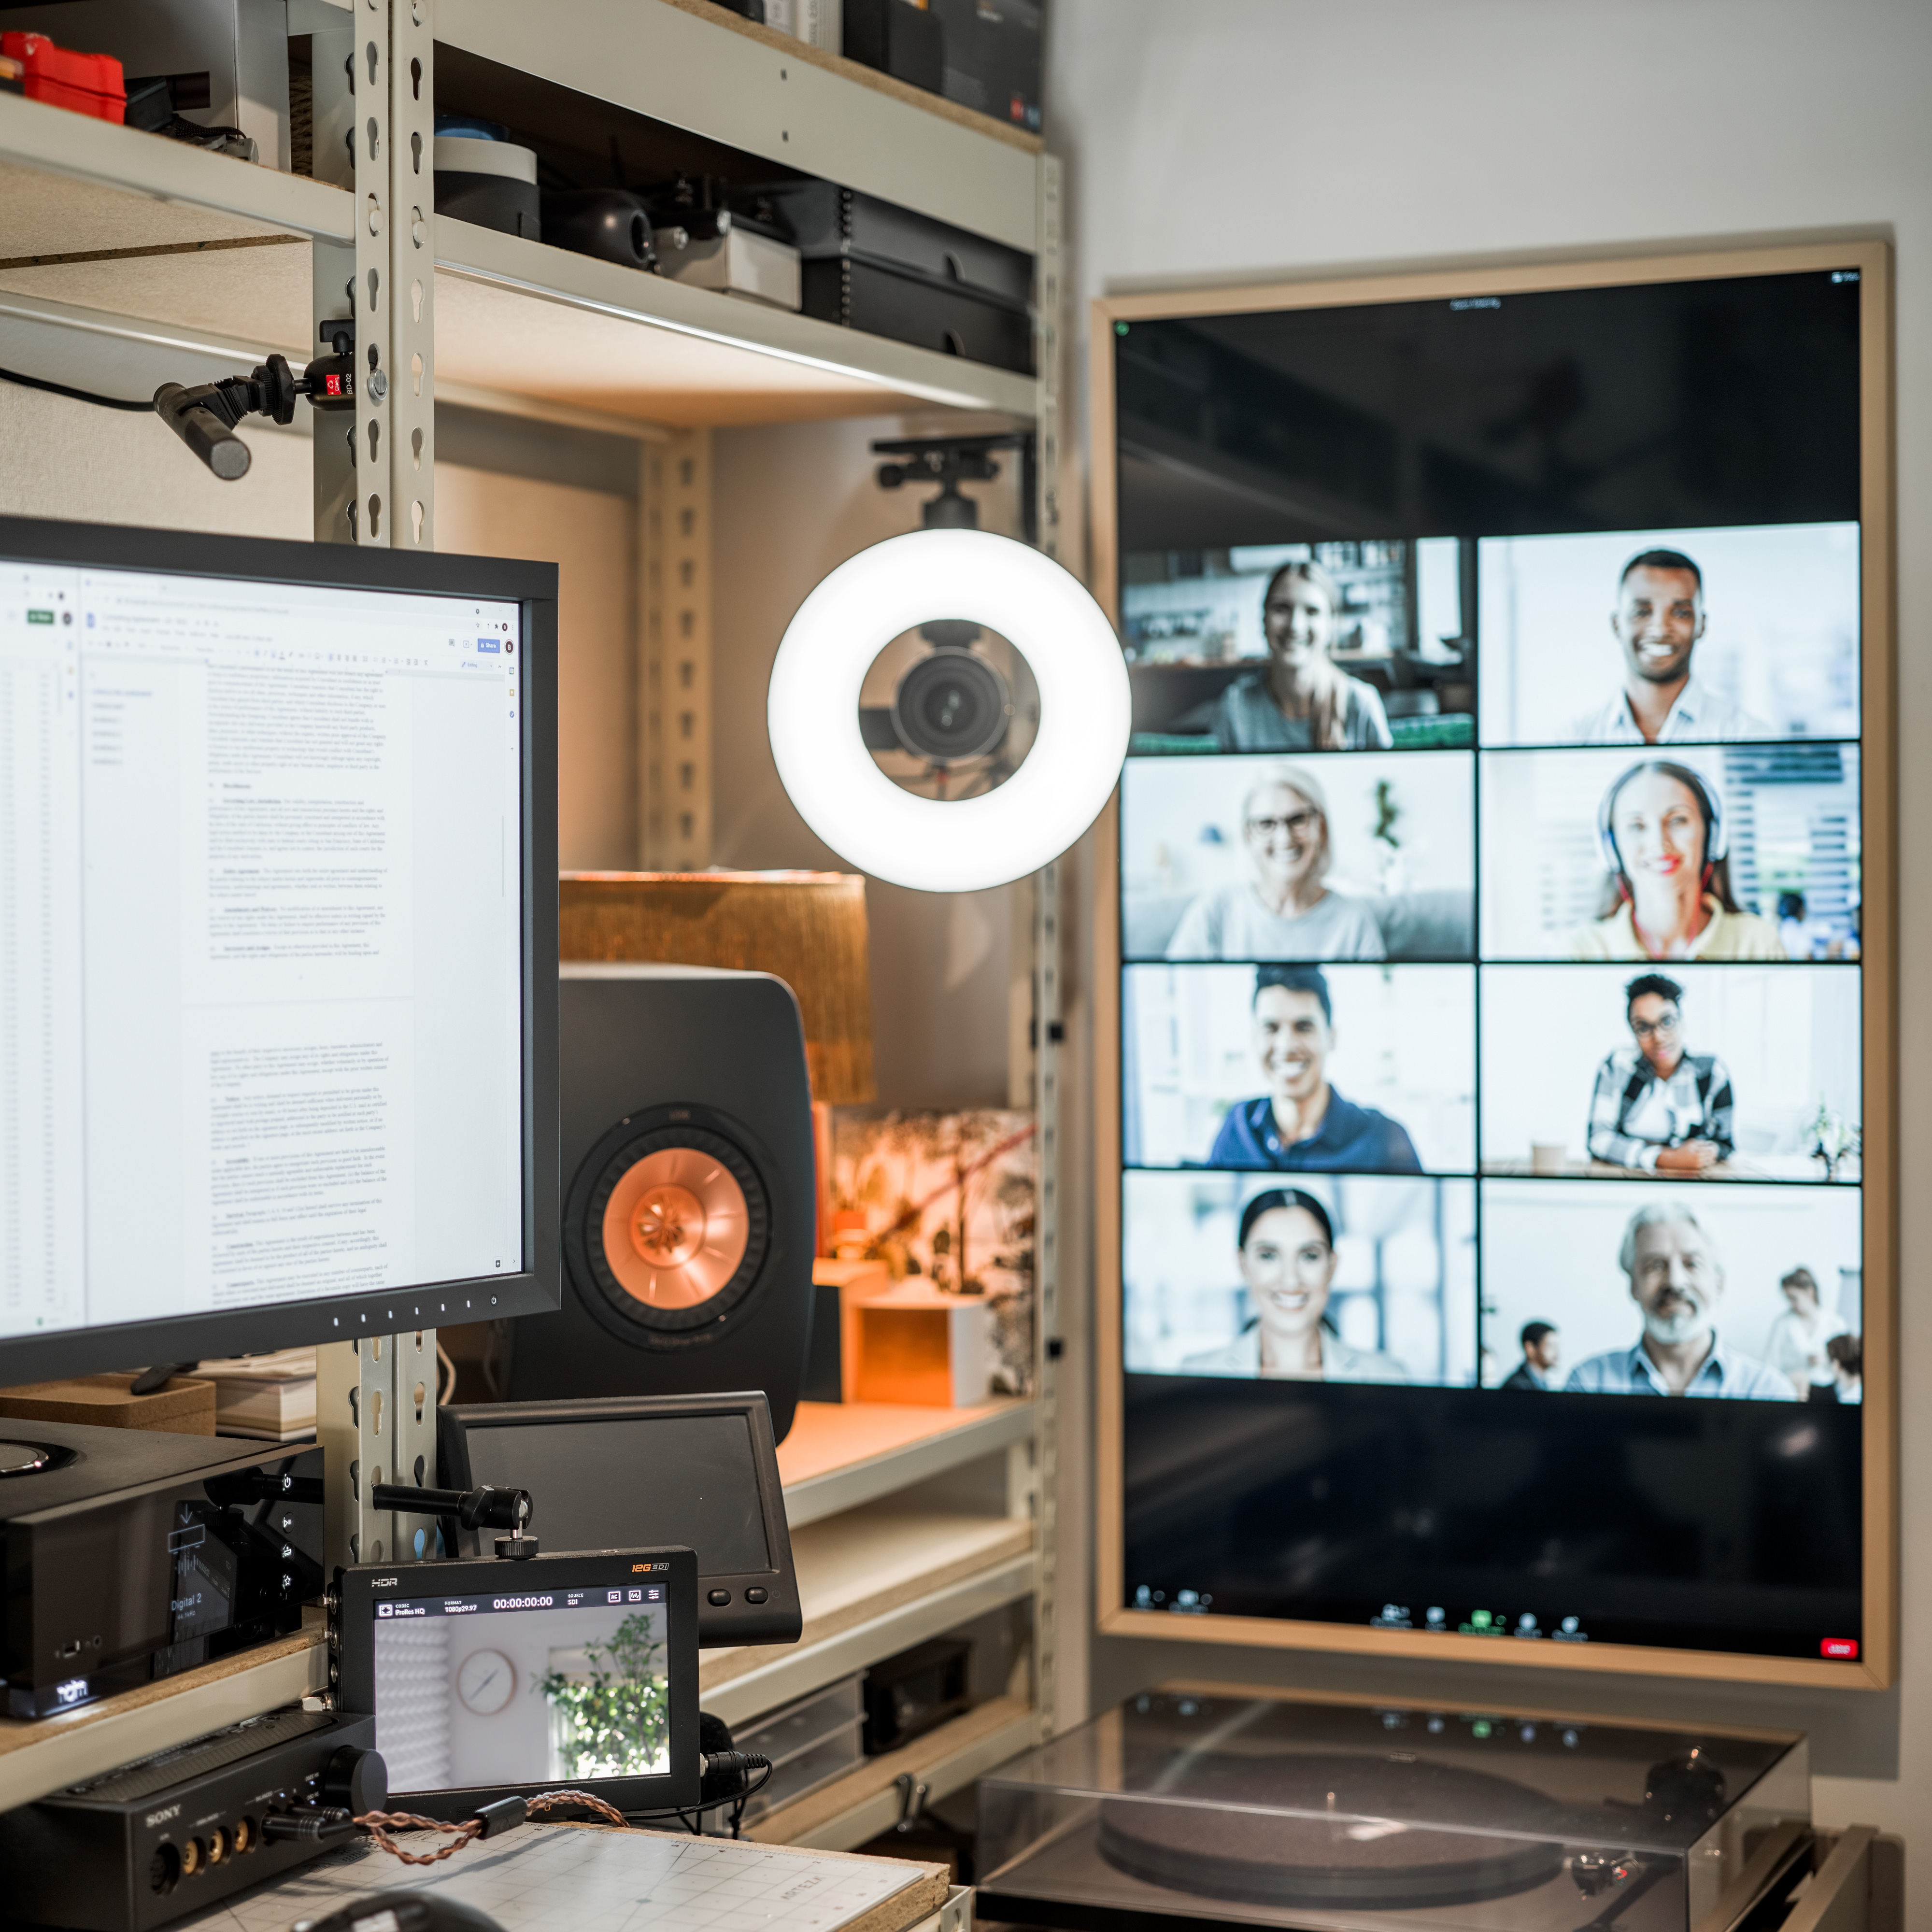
xmin=1029 ymin=150 xmax=1064 ymax=1745
xmin=313 ymin=0 xmax=439 ymax=1579
xmin=639 ymin=430 xmax=713 ymax=867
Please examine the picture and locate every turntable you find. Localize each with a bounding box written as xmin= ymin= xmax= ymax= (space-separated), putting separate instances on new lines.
xmin=973 ymin=1689 xmax=1886 ymax=1932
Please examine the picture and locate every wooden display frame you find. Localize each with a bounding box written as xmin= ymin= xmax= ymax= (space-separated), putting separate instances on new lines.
xmin=1089 ymin=241 xmax=1896 ymax=1690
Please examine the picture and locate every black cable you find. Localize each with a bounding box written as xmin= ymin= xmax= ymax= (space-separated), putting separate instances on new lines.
xmin=0 ymin=363 xmax=154 ymax=413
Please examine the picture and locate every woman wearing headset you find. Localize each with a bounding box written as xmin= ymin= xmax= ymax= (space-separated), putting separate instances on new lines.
xmin=1567 ymin=760 xmax=1787 ymax=961
xmin=1181 ymin=1188 xmax=1409 ymax=1381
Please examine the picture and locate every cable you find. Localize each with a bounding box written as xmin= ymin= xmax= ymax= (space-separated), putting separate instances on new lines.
xmin=0 ymin=363 xmax=154 ymax=413
xmin=355 ymin=1789 xmax=630 ymax=1865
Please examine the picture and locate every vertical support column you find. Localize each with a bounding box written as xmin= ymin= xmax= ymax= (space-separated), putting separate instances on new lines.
xmin=315 ymin=6 xmax=436 ymax=1582
xmin=319 ymin=1331 xmax=441 ymax=1572
xmin=351 ymin=0 xmax=393 ymax=547
xmin=389 ymin=0 xmax=434 ymax=549
xmin=312 ymin=239 xmax=356 ymax=542
xmin=1028 ymin=151 xmax=1065 ymax=1746
xmin=641 ymin=429 xmax=712 ymax=868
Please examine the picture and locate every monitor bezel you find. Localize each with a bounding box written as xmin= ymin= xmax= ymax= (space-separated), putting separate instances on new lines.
xmin=0 ymin=513 xmax=563 ymax=1383
xmin=335 ymin=1545 xmax=702 ymax=1815
xmin=1088 ymin=240 xmax=1897 ymax=1690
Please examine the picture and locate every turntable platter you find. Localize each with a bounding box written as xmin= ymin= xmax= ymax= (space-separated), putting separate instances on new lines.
xmin=1097 ymin=1751 xmax=1571 ymax=1911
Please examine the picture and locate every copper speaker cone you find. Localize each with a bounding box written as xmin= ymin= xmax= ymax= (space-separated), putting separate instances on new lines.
xmin=600 ymin=1145 xmax=750 ymax=1309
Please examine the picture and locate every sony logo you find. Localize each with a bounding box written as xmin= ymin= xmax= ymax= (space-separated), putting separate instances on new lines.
xmin=370 ymin=1577 xmax=401 ymax=1588
xmin=145 ymin=1804 xmax=181 ymax=1828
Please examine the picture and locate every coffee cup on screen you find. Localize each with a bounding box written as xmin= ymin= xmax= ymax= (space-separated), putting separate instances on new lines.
xmin=1531 ymin=1141 xmax=1568 ymax=1175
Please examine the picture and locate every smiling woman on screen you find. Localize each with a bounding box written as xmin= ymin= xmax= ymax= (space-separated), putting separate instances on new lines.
xmin=1165 ymin=765 xmax=1385 ymax=962
xmin=1212 ymin=560 xmax=1393 ymax=752
xmin=1181 ymin=1189 xmax=1408 ymax=1382
xmin=1567 ymin=760 xmax=1786 ymax=962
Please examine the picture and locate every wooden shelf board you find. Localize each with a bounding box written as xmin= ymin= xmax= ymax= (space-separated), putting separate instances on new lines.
xmin=653 ymin=0 xmax=1042 ymax=156
xmin=0 ymin=1627 xmax=327 ymax=1813
xmin=437 ymin=0 xmax=1040 ymax=255
xmin=702 ymin=1538 xmax=1035 ymax=1729
xmin=433 ymin=218 xmax=1038 ymax=426
xmin=0 ymin=97 xmax=352 ymax=254
xmin=747 ymin=1694 xmax=1037 ymax=1851
xmin=781 ymin=1399 xmax=1034 ymax=1528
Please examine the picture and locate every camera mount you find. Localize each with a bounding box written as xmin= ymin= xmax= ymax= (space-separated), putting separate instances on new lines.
xmin=152 ymin=318 xmax=360 ymax=481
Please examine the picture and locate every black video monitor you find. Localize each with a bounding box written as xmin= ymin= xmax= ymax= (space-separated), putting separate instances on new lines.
xmin=438 ymin=1393 xmax=802 ymax=1648
xmin=0 ymin=516 xmax=560 ymax=1382
xmin=1100 ymin=249 xmax=1890 ymax=1684
xmin=336 ymin=1548 xmax=701 ymax=1817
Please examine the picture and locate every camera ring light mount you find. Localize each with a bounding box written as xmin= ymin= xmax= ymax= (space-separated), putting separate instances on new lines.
xmin=767 ymin=529 xmax=1129 ymax=894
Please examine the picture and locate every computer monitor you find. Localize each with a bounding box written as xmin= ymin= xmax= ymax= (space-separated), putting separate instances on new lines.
xmin=0 ymin=515 xmax=560 ymax=1383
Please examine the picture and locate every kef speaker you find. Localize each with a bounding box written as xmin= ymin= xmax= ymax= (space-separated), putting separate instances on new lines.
xmin=508 ymin=965 xmax=815 ymax=1439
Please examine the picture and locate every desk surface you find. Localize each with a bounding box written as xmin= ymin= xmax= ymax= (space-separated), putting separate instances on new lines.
xmin=179 ymin=1821 xmax=948 ymax=1932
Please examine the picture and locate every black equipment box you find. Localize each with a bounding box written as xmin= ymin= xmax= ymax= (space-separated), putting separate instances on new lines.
xmin=863 ymin=1635 xmax=972 ymax=1755
xmin=0 ymin=1424 xmax=323 ymax=1717
xmin=761 ymin=180 xmax=1033 ymax=374
xmin=802 ymin=256 xmax=1032 ymax=372
xmin=0 ymin=1709 xmax=378 ymax=1932
xmin=843 ymin=0 xmax=944 ymax=93
xmin=933 ymin=0 xmax=1043 ymax=133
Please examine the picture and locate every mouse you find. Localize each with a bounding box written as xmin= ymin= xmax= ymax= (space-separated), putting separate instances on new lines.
xmin=293 ymin=1890 xmax=506 ymax=1932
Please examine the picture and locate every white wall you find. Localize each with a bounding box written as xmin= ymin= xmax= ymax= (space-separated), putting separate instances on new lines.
xmin=1047 ymin=0 xmax=1932 ymax=1850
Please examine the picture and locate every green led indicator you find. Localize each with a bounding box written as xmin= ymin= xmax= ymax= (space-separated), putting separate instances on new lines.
xmin=1115 ymin=321 xmax=1129 ymax=335
xmin=1472 ymin=1720 xmax=1492 ymax=1739
xmin=1471 ymin=1609 xmax=1492 ymax=1630
xmin=27 ymin=609 xmax=54 ymax=625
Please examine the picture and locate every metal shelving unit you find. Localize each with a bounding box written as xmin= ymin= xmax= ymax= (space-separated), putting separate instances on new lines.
xmin=0 ymin=0 xmax=1062 ymax=1854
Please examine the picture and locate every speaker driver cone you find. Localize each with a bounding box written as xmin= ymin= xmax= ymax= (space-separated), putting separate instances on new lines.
xmin=602 ymin=1148 xmax=751 ymax=1308
xmin=570 ymin=1112 xmax=774 ymax=1347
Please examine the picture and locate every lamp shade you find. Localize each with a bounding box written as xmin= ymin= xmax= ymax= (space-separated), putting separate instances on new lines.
xmin=559 ymin=870 xmax=876 ymax=1104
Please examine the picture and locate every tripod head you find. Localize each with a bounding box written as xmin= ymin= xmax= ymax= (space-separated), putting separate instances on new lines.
xmin=153 ymin=320 xmax=360 ymax=479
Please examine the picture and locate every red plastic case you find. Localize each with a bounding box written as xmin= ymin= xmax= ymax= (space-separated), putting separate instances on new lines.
xmin=0 ymin=32 xmax=126 ymax=122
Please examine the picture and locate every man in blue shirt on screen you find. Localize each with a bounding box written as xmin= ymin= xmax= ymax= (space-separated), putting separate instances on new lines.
xmin=1208 ymin=965 xmax=1422 ymax=1173
xmin=1565 ymin=1203 xmax=1794 ymax=1398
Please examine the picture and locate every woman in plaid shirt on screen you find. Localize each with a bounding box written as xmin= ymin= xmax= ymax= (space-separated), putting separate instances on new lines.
xmin=1586 ymin=972 xmax=1735 ymax=1173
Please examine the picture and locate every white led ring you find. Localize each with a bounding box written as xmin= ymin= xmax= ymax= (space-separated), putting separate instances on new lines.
xmin=767 ymin=528 xmax=1131 ymax=893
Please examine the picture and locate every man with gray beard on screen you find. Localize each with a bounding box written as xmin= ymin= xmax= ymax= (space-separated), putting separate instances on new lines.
xmin=1565 ymin=1203 xmax=1793 ymax=1397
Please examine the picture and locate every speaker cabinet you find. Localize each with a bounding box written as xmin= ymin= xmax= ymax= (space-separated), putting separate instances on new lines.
xmin=509 ymin=966 xmax=815 ymax=1440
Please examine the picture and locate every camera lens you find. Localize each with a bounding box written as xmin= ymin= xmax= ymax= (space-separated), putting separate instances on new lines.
xmin=890 ymin=648 xmax=1012 ymax=763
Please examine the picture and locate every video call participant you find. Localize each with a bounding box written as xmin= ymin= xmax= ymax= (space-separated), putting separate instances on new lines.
xmin=1567 ymin=760 xmax=1787 ymax=961
xmin=1564 ymin=1204 xmax=1794 ymax=1398
xmin=1166 ymin=765 xmax=1386 ymax=961
xmin=1501 ymin=1321 xmax=1560 ymax=1390
xmin=1586 ymin=973 xmax=1735 ymax=1172
xmin=1182 ymin=1188 xmax=1409 ymax=1382
xmin=1212 ymin=560 xmax=1394 ymax=752
xmin=1208 ymin=966 xmax=1422 ymax=1173
xmin=1569 ymin=548 xmax=1771 ymax=745
xmin=1764 ymin=1266 xmax=1851 ymax=1401
xmin=1827 ymin=1332 xmax=1862 ymax=1405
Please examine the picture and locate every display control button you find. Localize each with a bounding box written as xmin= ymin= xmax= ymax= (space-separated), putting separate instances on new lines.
xmin=707 ymin=1588 xmax=731 ymax=1605
xmin=744 ymin=1587 xmax=768 ymax=1604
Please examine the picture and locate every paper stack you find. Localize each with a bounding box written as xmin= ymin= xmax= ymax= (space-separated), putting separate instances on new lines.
xmin=193 ymin=1348 xmax=318 ymax=1441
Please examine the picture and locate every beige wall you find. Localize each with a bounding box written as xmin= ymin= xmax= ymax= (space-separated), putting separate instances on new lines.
xmin=436 ymin=463 xmax=637 ymax=871
xmin=1047 ymin=0 xmax=1932 ymax=1853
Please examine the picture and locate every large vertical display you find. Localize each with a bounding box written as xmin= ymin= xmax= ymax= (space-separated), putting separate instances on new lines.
xmin=1095 ymin=247 xmax=1893 ymax=1684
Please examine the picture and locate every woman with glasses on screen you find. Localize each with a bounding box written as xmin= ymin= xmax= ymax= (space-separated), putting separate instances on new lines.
xmin=1586 ymin=973 xmax=1735 ymax=1173
xmin=1567 ymin=760 xmax=1786 ymax=961
xmin=1211 ymin=561 xmax=1393 ymax=752
xmin=1165 ymin=766 xmax=1386 ymax=961
xmin=1181 ymin=1189 xmax=1409 ymax=1381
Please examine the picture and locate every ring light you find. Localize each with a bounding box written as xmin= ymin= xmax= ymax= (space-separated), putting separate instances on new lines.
xmin=767 ymin=529 xmax=1131 ymax=893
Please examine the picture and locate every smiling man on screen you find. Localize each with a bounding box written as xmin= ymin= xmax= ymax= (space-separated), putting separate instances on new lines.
xmin=1565 ymin=1204 xmax=1794 ymax=1398
xmin=1570 ymin=549 xmax=1771 ymax=745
